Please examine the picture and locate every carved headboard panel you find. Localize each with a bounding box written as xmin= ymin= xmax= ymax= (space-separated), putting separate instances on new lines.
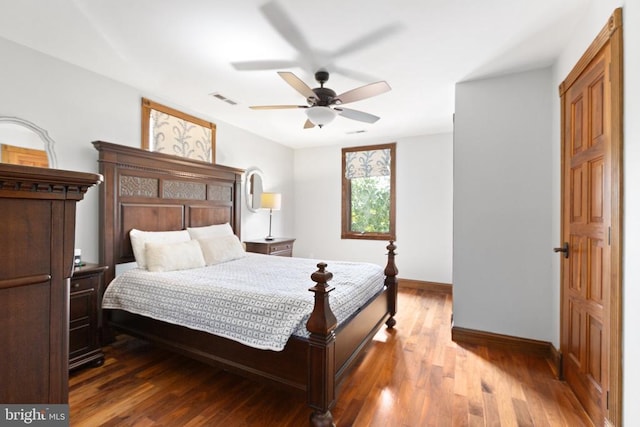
xmin=93 ymin=141 xmax=243 ymax=285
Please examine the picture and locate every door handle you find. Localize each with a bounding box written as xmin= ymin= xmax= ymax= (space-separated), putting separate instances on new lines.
xmin=554 ymin=242 xmax=569 ymax=258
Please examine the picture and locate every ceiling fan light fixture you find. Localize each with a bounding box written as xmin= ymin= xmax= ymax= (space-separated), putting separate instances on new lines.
xmin=305 ymin=106 xmax=337 ymax=128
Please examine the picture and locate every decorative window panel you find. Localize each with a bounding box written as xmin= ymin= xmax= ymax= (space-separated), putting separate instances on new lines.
xmin=142 ymin=98 xmax=216 ymax=164
xmin=345 ymin=148 xmax=391 ymax=179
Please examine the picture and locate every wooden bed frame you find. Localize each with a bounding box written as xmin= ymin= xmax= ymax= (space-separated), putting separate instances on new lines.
xmin=93 ymin=141 xmax=398 ymax=426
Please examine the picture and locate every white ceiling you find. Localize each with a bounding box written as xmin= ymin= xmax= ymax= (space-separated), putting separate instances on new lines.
xmin=0 ymin=0 xmax=590 ymax=148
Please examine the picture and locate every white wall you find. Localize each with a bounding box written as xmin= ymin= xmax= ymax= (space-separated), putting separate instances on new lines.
xmin=553 ymin=1 xmax=639 ymax=424
xmin=293 ymin=133 xmax=453 ymax=283
xmin=216 ymin=124 xmax=294 ymax=241
xmin=0 ymin=37 xmax=294 ymax=263
xmin=453 ymin=67 xmax=554 ymax=342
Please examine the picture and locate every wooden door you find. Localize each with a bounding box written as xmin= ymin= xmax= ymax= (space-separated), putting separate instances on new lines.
xmin=559 ymin=9 xmax=622 ymax=426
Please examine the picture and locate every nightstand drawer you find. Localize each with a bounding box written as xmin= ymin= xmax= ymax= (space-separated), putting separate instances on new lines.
xmin=69 ymin=324 xmax=92 ymax=355
xmin=70 ymin=290 xmax=93 ymax=324
xmin=269 ymin=242 xmax=293 ymax=255
xmin=244 ymin=238 xmax=295 ymax=257
xmin=70 ymin=274 xmax=98 ymax=294
xmin=70 ymin=275 xmax=98 ymax=323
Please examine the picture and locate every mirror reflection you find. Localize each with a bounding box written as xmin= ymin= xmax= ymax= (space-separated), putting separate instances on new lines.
xmin=245 ymin=167 xmax=264 ymax=213
xmin=0 ymin=117 xmax=58 ymax=168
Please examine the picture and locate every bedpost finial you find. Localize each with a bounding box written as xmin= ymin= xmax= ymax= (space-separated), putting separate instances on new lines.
xmin=311 ymin=262 xmax=333 ymax=286
xmin=386 ymin=240 xmax=396 ymax=253
xmin=307 ymin=262 xmax=337 ymax=335
xmin=385 ymin=241 xmax=398 ymax=278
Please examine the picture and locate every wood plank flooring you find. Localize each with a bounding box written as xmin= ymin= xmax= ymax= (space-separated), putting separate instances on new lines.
xmin=69 ymin=288 xmax=592 ymax=426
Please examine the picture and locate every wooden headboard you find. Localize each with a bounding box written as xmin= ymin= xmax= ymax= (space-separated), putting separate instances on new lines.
xmin=93 ymin=141 xmax=244 ymax=285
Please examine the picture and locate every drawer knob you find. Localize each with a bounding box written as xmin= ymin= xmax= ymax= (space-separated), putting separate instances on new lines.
xmin=72 ymin=282 xmax=80 ymax=289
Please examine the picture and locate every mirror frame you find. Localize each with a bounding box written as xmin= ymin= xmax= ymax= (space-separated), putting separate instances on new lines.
xmin=245 ymin=167 xmax=264 ymax=213
xmin=0 ymin=116 xmax=58 ymax=168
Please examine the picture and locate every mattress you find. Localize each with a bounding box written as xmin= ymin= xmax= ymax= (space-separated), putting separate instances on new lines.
xmin=102 ymin=253 xmax=384 ymax=351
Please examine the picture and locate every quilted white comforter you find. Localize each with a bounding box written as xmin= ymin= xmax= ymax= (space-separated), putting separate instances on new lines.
xmin=102 ymin=253 xmax=384 ymax=351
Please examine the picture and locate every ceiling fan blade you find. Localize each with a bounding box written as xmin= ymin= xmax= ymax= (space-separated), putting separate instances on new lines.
xmin=250 ymin=105 xmax=306 ymax=110
xmin=278 ymin=71 xmax=318 ymax=100
xmin=336 ymin=107 xmax=380 ymax=124
xmin=335 ymin=81 xmax=391 ymax=105
xmin=231 ymin=59 xmax=299 ymax=71
xmin=303 ymin=119 xmax=315 ymax=129
xmin=330 ymin=65 xmax=381 ymax=83
xmin=260 ymin=1 xmax=314 ymax=58
xmin=331 ymin=23 xmax=404 ymax=59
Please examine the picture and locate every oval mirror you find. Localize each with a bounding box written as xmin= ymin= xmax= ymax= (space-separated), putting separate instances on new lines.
xmin=245 ymin=167 xmax=264 ymax=213
xmin=0 ymin=117 xmax=58 ymax=168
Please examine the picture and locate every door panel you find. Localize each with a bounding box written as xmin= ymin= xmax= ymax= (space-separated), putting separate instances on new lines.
xmin=570 ymin=167 xmax=584 ymax=222
xmin=588 ymin=314 xmax=603 ymax=384
xmin=588 ymin=238 xmax=604 ymax=303
xmin=590 ymin=77 xmax=605 ymax=140
xmin=589 ymin=158 xmax=604 ymax=222
xmin=568 ymin=301 xmax=581 ymax=361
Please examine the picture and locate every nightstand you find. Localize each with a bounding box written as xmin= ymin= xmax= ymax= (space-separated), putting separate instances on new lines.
xmin=69 ymin=263 xmax=107 ymax=370
xmin=244 ymin=238 xmax=295 ymax=257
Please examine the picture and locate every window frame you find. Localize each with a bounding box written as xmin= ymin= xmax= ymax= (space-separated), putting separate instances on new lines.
xmin=341 ymin=142 xmax=396 ymax=241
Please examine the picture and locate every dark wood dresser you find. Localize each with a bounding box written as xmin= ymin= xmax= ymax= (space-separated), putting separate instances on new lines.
xmin=0 ymin=164 xmax=101 ymax=404
xmin=244 ymin=238 xmax=295 ymax=257
xmin=69 ymin=263 xmax=107 ymax=370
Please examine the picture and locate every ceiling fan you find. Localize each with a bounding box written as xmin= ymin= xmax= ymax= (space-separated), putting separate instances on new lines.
xmin=250 ymin=70 xmax=391 ymax=129
xmin=231 ymin=1 xmax=403 ymax=83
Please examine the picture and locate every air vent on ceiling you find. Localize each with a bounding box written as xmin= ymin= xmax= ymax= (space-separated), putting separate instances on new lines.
xmin=209 ymin=92 xmax=238 ymax=106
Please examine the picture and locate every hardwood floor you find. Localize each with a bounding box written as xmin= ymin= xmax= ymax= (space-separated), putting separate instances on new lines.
xmin=70 ymin=288 xmax=592 ymax=426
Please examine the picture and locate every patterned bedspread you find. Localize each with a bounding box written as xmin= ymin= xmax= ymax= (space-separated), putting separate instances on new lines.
xmin=102 ymin=253 xmax=384 ymax=351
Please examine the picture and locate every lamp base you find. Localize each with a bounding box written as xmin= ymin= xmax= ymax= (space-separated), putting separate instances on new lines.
xmin=265 ymin=208 xmax=275 ymax=241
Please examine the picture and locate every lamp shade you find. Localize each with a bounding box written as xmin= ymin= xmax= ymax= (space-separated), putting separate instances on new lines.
xmin=305 ymin=106 xmax=337 ymax=127
xmin=261 ymin=192 xmax=281 ymax=210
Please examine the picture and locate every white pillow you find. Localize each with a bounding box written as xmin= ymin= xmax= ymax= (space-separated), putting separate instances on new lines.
xmin=129 ymin=229 xmax=191 ymax=269
xmin=198 ymin=235 xmax=246 ymax=265
xmin=145 ymin=240 xmax=206 ymax=272
xmin=187 ymin=223 xmax=234 ymax=240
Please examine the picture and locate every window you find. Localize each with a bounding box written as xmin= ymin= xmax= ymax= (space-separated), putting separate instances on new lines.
xmin=341 ymin=143 xmax=396 ymax=240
